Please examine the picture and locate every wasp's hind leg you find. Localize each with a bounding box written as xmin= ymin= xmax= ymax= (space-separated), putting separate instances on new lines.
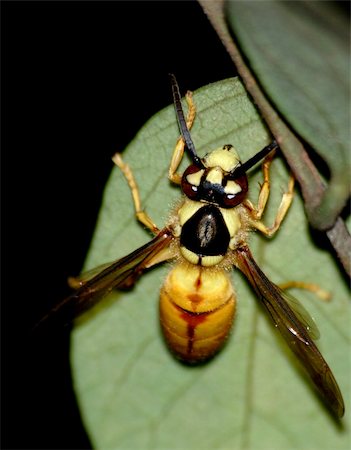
xmin=278 ymin=281 xmax=331 ymax=301
xmin=168 ymin=91 xmax=196 ymax=185
xmin=245 ymin=150 xmax=295 ymax=237
xmin=112 ymin=153 xmax=159 ymax=234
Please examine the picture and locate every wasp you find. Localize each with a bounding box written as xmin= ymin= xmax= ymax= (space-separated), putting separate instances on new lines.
xmin=42 ymin=74 xmax=344 ymax=418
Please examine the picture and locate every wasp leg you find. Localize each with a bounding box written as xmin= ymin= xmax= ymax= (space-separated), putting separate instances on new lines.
xmin=112 ymin=153 xmax=159 ymax=234
xmin=253 ymin=175 xmax=294 ymax=236
xmin=168 ymin=91 xmax=196 ymax=184
xmin=278 ymin=281 xmax=331 ymax=302
xmin=244 ymin=149 xmax=283 ymax=218
xmin=245 ymin=150 xmax=276 ymax=219
xmin=247 ymin=153 xmax=295 ymax=237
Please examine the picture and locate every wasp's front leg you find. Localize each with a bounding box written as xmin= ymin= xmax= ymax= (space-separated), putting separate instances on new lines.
xmin=245 ymin=151 xmax=295 ymax=237
xmin=168 ymin=91 xmax=196 ymax=185
xmin=112 ymin=153 xmax=159 ymax=234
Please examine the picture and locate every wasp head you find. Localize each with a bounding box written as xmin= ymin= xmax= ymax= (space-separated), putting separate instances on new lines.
xmin=169 ymin=74 xmax=278 ymax=209
xmin=181 ymin=144 xmax=248 ymax=208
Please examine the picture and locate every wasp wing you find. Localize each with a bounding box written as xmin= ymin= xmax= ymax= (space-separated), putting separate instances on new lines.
xmin=36 ymin=228 xmax=175 ymax=328
xmin=67 ymin=260 xmax=120 ymax=289
xmin=235 ymin=245 xmax=344 ymax=418
xmin=276 ymin=289 xmax=320 ymax=340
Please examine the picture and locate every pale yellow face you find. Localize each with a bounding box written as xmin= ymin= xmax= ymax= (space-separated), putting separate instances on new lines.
xmin=182 ymin=145 xmax=244 ymax=203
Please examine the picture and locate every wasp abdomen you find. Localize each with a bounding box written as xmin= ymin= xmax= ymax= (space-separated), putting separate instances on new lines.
xmin=160 ymin=264 xmax=236 ymax=363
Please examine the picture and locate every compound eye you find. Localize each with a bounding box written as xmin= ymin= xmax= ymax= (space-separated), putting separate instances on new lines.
xmin=223 ymin=174 xmax=248 ymax=207
xmin=181 ymin=165 xmax=205 ymax=200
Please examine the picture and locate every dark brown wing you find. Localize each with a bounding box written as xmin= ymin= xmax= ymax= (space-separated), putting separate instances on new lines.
xmin=36 ymin=228 xmax=174 ymax=328
xmin=235 ymin=245 xmax=345 ymax=418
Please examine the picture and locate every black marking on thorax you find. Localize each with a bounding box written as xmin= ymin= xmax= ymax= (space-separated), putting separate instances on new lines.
xmin=180 ymin=205 xmax=230 ymax=257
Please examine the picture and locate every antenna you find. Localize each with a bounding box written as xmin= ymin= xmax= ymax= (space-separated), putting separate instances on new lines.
xmin=169 ymin=74 xmax=203 ymax=167
xmin=232 ymin=141 xmax=278 ymax=177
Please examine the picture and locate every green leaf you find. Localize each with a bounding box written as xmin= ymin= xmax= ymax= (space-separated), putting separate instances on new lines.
xmin=71 ymin=79 xmax=350 ymax=450
xmin=226 ymin=0 xmax=350 ymax=228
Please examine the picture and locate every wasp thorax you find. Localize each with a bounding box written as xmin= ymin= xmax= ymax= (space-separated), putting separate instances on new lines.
xmin=181 ymin=145 xmax=248 ymax=208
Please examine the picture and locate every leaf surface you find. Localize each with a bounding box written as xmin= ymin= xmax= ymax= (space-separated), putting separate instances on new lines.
xmin=226 ymin=0 xmax=350 ymax=227
xmin=71 ymin=79 xmax=350 ymax=450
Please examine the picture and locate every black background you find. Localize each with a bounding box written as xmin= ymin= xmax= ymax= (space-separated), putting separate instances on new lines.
xmin=2 ymin=2 xmax=349 ymax=449
xmin=2 ymin=2 xmax=236 ymax=449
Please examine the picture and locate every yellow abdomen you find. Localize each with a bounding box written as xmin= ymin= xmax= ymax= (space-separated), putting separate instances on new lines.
xmin=160 ymin=263 xmax=236 ymax=363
